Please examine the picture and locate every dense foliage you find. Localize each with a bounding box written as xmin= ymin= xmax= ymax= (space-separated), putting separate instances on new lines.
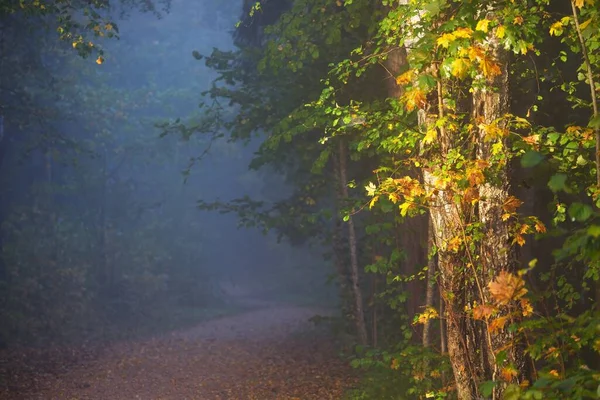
xmin=192 ymin=0 xmax=600 ymax=398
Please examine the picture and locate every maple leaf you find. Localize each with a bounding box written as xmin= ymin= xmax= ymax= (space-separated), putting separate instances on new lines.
xmin=488 ymin=271 xmax=528 ymax=305
xmin=476 ymin=19 xmax=491 ymax=33
xmin=464 ymin=187 xmax=480 ymax=204
xmin=96 ymin=56 xmax=104 ymax=65
xmin=467 ymin=45 xmax=485 ymax=61
xmin=466 ymin=166 xmax=485 ymax=186
xmin=480 ymin=56 xmax=502 ymax=79
xmin=437 ymin=32 xmax=456 ymax=48
xmin=574 ymin=0 xmax=584 ymax=8
xmin=549 ymin=21 xmax=564 ymax=36
xmin=450 ymin=58 xmax=471 ymax=79
xmin=404 ymin=88 xmax=427 ymax=111
xmin=513 ymin=15 xmax=524 ymax=25
xmin=514 ymin=234 xmax=526 ymax=246
xmin=396 ymin=69 xmax=414 ymax=85
xmin=534 ymin=220 xmax=546 ymax=233
xmin=520 ymin=298 xmax=533 ymax=316
xmin=502 ymin=195 xmax=523 ymax=213
xmin=472 ymin=304 xmax=497 ymax=320
xmin=415 ymin=306 xmax=439 ymax=324
xmin=500 ymin=366 xmax=518 ymax=382
xmin=423 ymin=128 xmax=438 ymax=144
xmin=496 ymin=25 xmax=506 ymax=39
xmin=453 ymin=27 xmax=473 ymax=39
xmin=488 ymin=316 xmax=508 ymax=333
xmin=446 ymin=236 xmax=463 ymax=252
xmin=522 ymin=134 xmax=540 ymax=146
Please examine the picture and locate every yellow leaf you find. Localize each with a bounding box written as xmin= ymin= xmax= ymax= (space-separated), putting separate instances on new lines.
xmin=467 ymin=45 xmax=485 ymax=61
xmin=450 ymin=58 xmax=471 ymax=79
xmin=520 ymin=298 xmax=533 ymax=316
xmin=437 ymin=33 xmax=456 ymax=48
xmin=549 ymin=21 xmax=564 ymax=36
xmin=501 ymin=213 xmax=511 ymax=221
xmin=453 ymin=27 xmax=473 ymax=39
xmin=488 ymin=271 xmax=528 ymax=305
xmin=105 ymin=23 xmax=113 ymax=31
xmin=489 ymin=316 xmax=508 ymax=333
xmin=514 ymin=234 xmax=526 ymax=246
xmin=423 ymin=128 xmax=438 ymax=144
xmin=479 ymin=122 xmax=507 ymax=141
xmin=415 ymin=306 xmax=439 ymax=324
xmin=513 ymin=15 xmax=524 ymax=25
xmin=369 ymin=197 xmax=378 ymax=209
xmin=496 ymin=25 xmax=506 ymax=39
xmin=399 ymin=201 xmax=412 ymax=217
xmin=466 ymin=167 xmax=485 ymax=186
xmin=476 ymin=19 xmax=491 ymax=33
xmin=391 ymin=358 xmax=400 ymax=370
xmin=480 ymin=56 xmax=502 ymax=79
xmin=404 ymin=88 xmax=427 ymax=111
xmin=574 ymin=0 xmax=584 ymax=8
xmin=96 ymin=56 xmax=104 ymax=65
xmin=579 ymin=18 xmax=592 ymax=31
xmin=446 ymin=236 xmax=463 ymax=253
xmin=549 ymin=369 xmax=560 ymax=378
xmin=396 ymin=69 xmax=414 ymax=85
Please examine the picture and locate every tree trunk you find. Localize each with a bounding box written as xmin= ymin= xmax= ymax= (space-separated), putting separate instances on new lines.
xmin=473 ymin=36 xmax=525 ymax=396
xmin=425 ymin=30 xmax=524 ymax=400
xmin=337 ymin=139 xmax=369 ymax=346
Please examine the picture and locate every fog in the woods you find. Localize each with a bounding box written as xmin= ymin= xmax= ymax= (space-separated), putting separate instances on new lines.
xmin=0 ymin=0 xmax=336 ymax=350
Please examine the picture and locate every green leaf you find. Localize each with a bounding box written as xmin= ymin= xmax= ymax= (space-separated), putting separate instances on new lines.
xmin=568 ymin=202 xmax=594 ymax=222
xmin=480 ymin=381 xmax=496 ymax=398
xmin=548 ymin=173 xmax=567 ymax=192
xmin=521 ymin=150 xmax=544 ymax=168
xmin=588 ymin=225 xmax=600 ymax=238
xmin=589 ymin=114 xmax=600 ymax=129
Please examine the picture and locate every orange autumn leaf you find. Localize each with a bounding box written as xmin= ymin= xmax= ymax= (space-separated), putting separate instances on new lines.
xmin=472 ymin=303 xmax=497 ymax=320
xmin=488 ymin=270 xmax=528 ymax=305
xmin=466 ymin=167 xmax=485 ymax=186
xmin=480 ymin=56 xmax=502 ymax=79
xmin=488 ymin=315 xmax=508 ymax=333
xmin=520 ymin=298 xmax=533 ymax=316
xmin=514 ymin=234 xmax=526 ymax=246
xmin=502 ymin=196 xmax=523 ymax=213
xmin=404 ymin=88 xmax=427 ymax=111
xmin=500 ymin=366 xmax=518 ymax=382
xmin=534 ymin=220 xmax=547 ymax=233
xmin=396 ymin=69 xmax=414 ymax=85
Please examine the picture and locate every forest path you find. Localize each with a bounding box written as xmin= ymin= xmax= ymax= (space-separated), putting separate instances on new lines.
xmin=10 ymin=301 xmax=357 ymax=400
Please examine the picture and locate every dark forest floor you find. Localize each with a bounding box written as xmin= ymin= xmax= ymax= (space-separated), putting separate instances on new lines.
xmin=0 ymin=302 xmax=358 ymax=400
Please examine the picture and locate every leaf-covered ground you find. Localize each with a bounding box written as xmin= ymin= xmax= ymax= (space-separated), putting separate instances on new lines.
xmin=1 ymin=304 xmax=358 ymax=399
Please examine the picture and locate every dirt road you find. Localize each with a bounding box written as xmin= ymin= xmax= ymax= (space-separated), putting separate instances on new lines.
xmin=2 ymin=304 xmax=357 ymax=400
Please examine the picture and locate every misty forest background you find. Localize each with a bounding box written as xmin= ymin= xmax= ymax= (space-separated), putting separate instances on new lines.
xmin=1 ymin=0 xmax=600 ymax=399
